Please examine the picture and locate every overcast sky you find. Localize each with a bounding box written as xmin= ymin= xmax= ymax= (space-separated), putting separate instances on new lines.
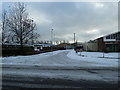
xmin=1 ymin=2 xmax=118 ymax=42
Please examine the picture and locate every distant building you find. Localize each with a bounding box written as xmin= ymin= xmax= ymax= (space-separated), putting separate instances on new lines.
xmin=57 ymin=43 xmax=74 ymax=49
xmin=96 ymin=32 xmax=120 ymax=52
xmin=2 ymin=42 xmax=33 ymax=47
xmin=34 ymin=43 xmax=54 ymax=52
xmin=84 ymin=32 xmax=120 ymax=52
xmin=84 ymin=40 xmax=98 ymax=52
xmin=34 ymin=43 xmax=53 ymax=48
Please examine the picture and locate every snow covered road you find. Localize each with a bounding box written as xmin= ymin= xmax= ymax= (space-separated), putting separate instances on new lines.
xmin=2 ymin=50 xmax=118 ymax=68
xmin=1 ymin=50 xmax=119 ymax=88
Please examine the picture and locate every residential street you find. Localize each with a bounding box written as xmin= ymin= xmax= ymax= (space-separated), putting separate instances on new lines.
xmin=1 ymin=2 xmax=119 ymax=90
xmin=1 ymin=50 xmax=119 ymax=89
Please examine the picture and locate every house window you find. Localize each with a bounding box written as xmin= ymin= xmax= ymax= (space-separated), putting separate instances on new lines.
xmin=116 ymin=33 xmax=120 ymax=40
xmin=106 ymin=35 xmax=110 ymax=39
xmin=111 ymin=34 xmax=115 ymax=39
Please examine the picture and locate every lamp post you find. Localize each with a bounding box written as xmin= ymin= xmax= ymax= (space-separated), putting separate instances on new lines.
xmin=51 ymin=29 xmax=53 ymax=53
xmin=74 ymin=33 xmax=75 ymax=44
xmin=51 ymin=29 xmax=53 ymax=44
xmin=54 ymin=33 xmax=55 ymax=45
xmin=74 ymin=33 xmax=76 ymax=48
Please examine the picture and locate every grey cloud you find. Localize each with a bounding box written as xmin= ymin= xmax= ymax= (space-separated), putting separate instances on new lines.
xmin=2 ymin=2 xmax=118 ymax=42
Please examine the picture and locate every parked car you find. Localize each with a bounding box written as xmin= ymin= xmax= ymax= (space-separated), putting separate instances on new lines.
xmin=74 ymin=45 xmax=83 ymax=53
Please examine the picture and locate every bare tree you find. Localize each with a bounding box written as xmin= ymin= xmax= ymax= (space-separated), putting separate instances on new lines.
xmin=6 ymin=2 xmax=39 ymax=47
xmin=2 ymin=10 xmax=7 ymax=43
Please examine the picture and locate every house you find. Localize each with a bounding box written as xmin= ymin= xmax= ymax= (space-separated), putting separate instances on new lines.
xmin=84 ymin=40 xmax=98 ymax=52
xmin=95 ymin=32 xmax=120 ymax=52
xmin=84 ymin=32 xmax=120 ymax=52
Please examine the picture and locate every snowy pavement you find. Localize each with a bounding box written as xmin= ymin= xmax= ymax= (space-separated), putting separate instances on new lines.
xmin=1 ymin=50 xmax=119 ymax=88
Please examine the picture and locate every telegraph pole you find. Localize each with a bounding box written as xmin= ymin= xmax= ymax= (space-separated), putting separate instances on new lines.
xmin=74 ymin=33 xmax=75 ymax=44
xmin=51 ymin=29 xmax=53 ymax=44
xmin=51 ymin=29 xmax=53 ymax=54
xmin=74 ymin=33 xmax=76 ymax=49
xmin=54 ymin=33 xmax=55 ymax=45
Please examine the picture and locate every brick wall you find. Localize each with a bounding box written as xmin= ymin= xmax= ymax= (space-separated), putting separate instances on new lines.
xmin=97 ymin=37 xmax=105 ymax=52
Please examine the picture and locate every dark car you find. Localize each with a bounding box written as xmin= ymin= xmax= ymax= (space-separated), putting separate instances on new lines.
xmin=74 ymin=45 xmax=83 ymax=53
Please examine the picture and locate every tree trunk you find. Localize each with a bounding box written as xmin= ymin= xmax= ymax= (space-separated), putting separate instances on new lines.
xmin=20 ymin=39 xmax=23 ymax=55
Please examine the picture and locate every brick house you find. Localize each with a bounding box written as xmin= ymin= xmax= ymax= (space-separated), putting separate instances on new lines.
xmin=96 ymin=32 xmax=120 ymax=52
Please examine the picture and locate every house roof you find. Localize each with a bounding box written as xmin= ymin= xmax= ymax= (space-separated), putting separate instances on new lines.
xmin=94 ymin=31 xmax=120 ymax=40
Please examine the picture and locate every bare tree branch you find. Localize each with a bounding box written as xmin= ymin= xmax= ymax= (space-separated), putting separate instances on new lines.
xmin=6 ymin=2 xmax=39 ymax=47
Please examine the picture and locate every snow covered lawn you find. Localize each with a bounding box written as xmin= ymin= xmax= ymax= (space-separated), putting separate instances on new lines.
xmin=67 ymin=50 xmax=118 ymax=68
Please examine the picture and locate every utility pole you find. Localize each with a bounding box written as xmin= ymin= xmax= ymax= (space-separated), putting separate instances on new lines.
xmin=54 ymin=33 xmax=55 ymax=45
xmin=74 ymin=33 xmax=75 ymax=44
xmin=74 ymin=33 xmax=76 ymax=49
xmin=51 ymin=29 xmax=53 ymax=44
xmin=51 ymin=29 xmax=53 ymax=54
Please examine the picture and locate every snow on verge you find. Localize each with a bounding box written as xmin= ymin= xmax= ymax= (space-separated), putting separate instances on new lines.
xmin=67 ymin=50 xmax=118 ymax=67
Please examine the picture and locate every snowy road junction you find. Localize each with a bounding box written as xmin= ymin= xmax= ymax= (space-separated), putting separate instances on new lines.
xmin=1 ymin=50 xmax=119 ymax=89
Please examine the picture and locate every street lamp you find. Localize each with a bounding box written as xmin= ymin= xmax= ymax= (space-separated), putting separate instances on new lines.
xmin=51 ymin=29 xmax=53 ymax=44
xmin=54 ymin=33 xmax=55 ymax=45
xmin=74 ymin=33 xmax=75 ymax=44
xmin=51 ymin=29 xmax=53 ymax=53
xmin=74 ymin=33 xmax=76 ymax=48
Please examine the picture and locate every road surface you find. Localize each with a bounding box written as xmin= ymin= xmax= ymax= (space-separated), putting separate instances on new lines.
xmin=1 ymin=51 xmax=119 ymax=89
